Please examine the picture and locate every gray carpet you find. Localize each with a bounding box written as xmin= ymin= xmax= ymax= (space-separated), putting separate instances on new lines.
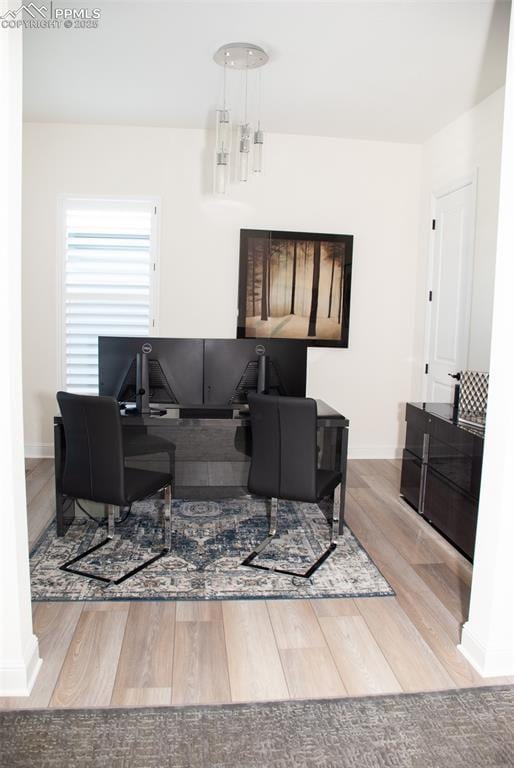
xmin=2 ymin=686 xmax=513 ymax=768
xmin=30 ymin=498 xmax=393 ymax=601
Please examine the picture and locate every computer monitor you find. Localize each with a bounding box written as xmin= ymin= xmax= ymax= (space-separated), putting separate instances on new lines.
xmin=203 ymin=339 xmax=307 ymax=406
xmin=98 ymin=337 xmax=204 ymax=406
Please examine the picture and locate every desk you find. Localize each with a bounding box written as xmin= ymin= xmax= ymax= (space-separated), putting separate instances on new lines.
xmin=54 ymin=400 xmax=349 ymax=537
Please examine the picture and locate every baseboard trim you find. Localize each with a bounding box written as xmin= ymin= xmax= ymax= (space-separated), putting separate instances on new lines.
xmin=25 ymin=443 xmax=53 ymax=459
xmin=459 ymin=622 xmax=514 ymax=677
xmin=348 ymin=447 xmax=403 ymax=460
xmin=0 ymin=633 xmax=42 ymax=697
xmin=25 ymin=444 xmax=402 ymax=461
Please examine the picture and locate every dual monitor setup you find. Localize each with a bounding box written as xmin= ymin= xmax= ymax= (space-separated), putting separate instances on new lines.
xmin=98 ymin=336 xmax=308 ymax=415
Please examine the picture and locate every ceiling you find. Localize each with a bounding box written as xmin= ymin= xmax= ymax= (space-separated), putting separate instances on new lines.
xmin=23 ymin=0 xmax=511 ymax=143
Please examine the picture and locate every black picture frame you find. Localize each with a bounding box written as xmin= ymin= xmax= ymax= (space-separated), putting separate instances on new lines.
xmin=237 ymin=229 xmax=353 ymax=347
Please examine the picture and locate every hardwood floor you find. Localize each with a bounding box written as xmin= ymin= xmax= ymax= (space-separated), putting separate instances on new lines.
xmin=1 ymin=457 xmax=511 ymax=710
xmin=24 ymin=457 xmax=55 ymax=550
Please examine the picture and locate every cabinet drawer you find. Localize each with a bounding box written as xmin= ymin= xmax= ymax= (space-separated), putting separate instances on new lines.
xmin=427 ymin=435 xmax=473 ymax=497
xmin=423 ymin=468 xmax=478 ymax=560
xmin=400 ymin=450 xmax=422 ymax=510
xmin=427 ymin=434 xmax=482 ymax=499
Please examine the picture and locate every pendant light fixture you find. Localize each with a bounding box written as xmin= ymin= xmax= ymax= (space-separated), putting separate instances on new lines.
xmin=214 ymin=59 xmax=231 ymax=195
xmin=213 ymin=42 xmax=269 ymax=193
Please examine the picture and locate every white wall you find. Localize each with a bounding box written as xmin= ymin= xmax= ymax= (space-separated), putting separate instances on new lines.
xmin=0 ymin=20 xmax=41 ymax=695
xmin=22 ymin=123 xmax=422 ymax=458
xmin=412 ymin=88 xmax=505 ymax=394
xmin=459 ymin=11 xmax=514 ymax=676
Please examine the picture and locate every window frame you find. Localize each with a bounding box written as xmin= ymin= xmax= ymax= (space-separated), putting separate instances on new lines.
xmin=57 ymin=194 xmax=161 ymax=393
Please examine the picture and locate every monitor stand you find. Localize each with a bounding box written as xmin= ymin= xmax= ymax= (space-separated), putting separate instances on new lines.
xmin=257 ymin=353 xmax=268 ymax=394
xmin=124 ymin=352 xmax=167 ymax=416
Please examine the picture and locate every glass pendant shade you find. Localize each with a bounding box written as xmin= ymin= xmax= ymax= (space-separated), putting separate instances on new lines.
xmin=216 ymin=109 xmax=232 ymax=154
xmin=239 ymin=123 xmax=251 ymax=182
xmin=214 ymin=109 xmax=231 ymax=194
xmin=215 ymin=150 xmax=229 ymax=195
xmin=253 ymin=128 xmax=264 ymax=173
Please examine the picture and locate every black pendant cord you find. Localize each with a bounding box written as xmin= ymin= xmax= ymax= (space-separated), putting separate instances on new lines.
xmin=64 ymin=497 xmax=132 ymax=527
xmin=73 ymin=497 xmax=107 ymax=525
xmin=65 ymin=486 xmax=168 ymax=530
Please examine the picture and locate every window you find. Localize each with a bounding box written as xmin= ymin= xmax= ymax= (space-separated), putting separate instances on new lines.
xmin=60 ymin=197 xmax=159 ymax=394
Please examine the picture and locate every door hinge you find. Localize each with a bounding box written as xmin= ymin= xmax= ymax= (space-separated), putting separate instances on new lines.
xmin=154 ymin=205 xmax=157 ymax=215
xmin=428 ymin=290 xmax=433 ymax=302
xmin=432 ymin=219 xmax=436 ymax=230
xmin=152 ymin=319 xmax=155 ymax=328
xmin=425 ymin=363 xmax=429 ymax=374
xmin=153 ymin=263 xmax=156 ymax=271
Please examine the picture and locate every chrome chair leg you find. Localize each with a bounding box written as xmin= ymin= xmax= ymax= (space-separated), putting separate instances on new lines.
xmin=107 ymin=504 xmax=116 ymax=539
xmin=112 ymin=485 xmax=173 ymax=584
xmin=163 ymin=484 xmax=172 ymax=552
xmin=269 ymin=495 xmax=278 ymax=535
xmin=241 ymin=486 xmax=341 ymax=579
xmin=258 ymin=496 xmax=278 ymax=552
xmin=332 ymin=482 xmax=341 ymax=543
xmin=60 ymin=491 xmax=173 ymax=586
xmin=241 ymin=497 xmax=278 ymax=568
xmin=60 ymin=503 xmax=119 ymax=585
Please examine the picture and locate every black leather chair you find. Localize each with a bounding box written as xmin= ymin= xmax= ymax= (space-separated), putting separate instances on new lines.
xmin=242 ymin=393 xmax=342 ymax=578
xmin=56 ymin=391 xmax=175 ymax=585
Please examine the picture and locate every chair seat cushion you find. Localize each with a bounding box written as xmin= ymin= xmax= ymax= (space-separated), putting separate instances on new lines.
xmin=271 ymin=469 xmax=342 ymax=503
xmin=124 ymin=468 xmax=171 ymax=503
xmin=123 ymin=430 xmax=175 ymax=458
xmin=316 ymin=469 xmax=342 ymax=500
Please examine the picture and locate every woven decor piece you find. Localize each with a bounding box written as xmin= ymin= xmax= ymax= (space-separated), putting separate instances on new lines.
xmin=458 ymin=370 xmax=489 ymax=426
xmin=2 ymin=686 xmax=514 ymax=768
xmin=30 ymin=497 xmax=393 ymax=601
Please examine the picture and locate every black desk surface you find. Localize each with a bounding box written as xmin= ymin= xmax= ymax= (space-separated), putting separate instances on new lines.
xmin=54 ymin=399 xmax=349 ymax=427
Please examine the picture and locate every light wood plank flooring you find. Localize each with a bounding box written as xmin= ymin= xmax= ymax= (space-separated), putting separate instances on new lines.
xmin=1 ymin=457 xmax=512 ymax=710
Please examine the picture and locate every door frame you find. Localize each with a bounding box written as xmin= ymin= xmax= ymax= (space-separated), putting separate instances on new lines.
xmin=423 ymin=169 xmax=478 ymax=401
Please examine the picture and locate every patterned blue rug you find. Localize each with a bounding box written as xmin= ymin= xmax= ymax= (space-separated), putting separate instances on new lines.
xmin=30 ymin=498 xmax=394 ymax=601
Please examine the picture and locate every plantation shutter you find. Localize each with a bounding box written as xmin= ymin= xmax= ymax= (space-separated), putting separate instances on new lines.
xmin=62 ymin=198 xmax=158 ymax=394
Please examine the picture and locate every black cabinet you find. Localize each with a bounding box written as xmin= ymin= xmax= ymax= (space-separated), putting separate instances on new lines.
xmin=400 ymin=402 xmax=484 ymax=561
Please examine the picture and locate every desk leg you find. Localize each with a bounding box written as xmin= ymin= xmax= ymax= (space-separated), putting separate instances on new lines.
xmin=319 ymin=422 xmax=348 ymax=536
xmin=339 ymin=426 xmax=349 ymax=534
xmin=54 ymin=422 xmax=75 ymax=537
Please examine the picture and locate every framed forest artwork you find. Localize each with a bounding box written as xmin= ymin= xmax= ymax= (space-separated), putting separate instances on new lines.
xmin=237 ymin=229 xmax=353 ymax=347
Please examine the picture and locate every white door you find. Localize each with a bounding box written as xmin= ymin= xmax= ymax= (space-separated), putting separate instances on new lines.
xmin=426 ymin=180 xmax=475 ymax=402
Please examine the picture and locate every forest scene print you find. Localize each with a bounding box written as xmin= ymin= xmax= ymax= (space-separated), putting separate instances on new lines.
xmin=238 ymin=230 xmax=353 ymax=346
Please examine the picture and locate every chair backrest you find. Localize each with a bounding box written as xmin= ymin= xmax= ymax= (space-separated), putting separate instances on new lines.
xmin=56 ymin=391 xmax=126 ymax=506
xmin=247 ymin=393 xmax=318 ymax=502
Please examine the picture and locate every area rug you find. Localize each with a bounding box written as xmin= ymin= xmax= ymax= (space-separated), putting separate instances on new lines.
xmin=2 ymin=686 xmax=514 ymax=768
xmin=30 ymin=498 xmax=393 ymax=601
